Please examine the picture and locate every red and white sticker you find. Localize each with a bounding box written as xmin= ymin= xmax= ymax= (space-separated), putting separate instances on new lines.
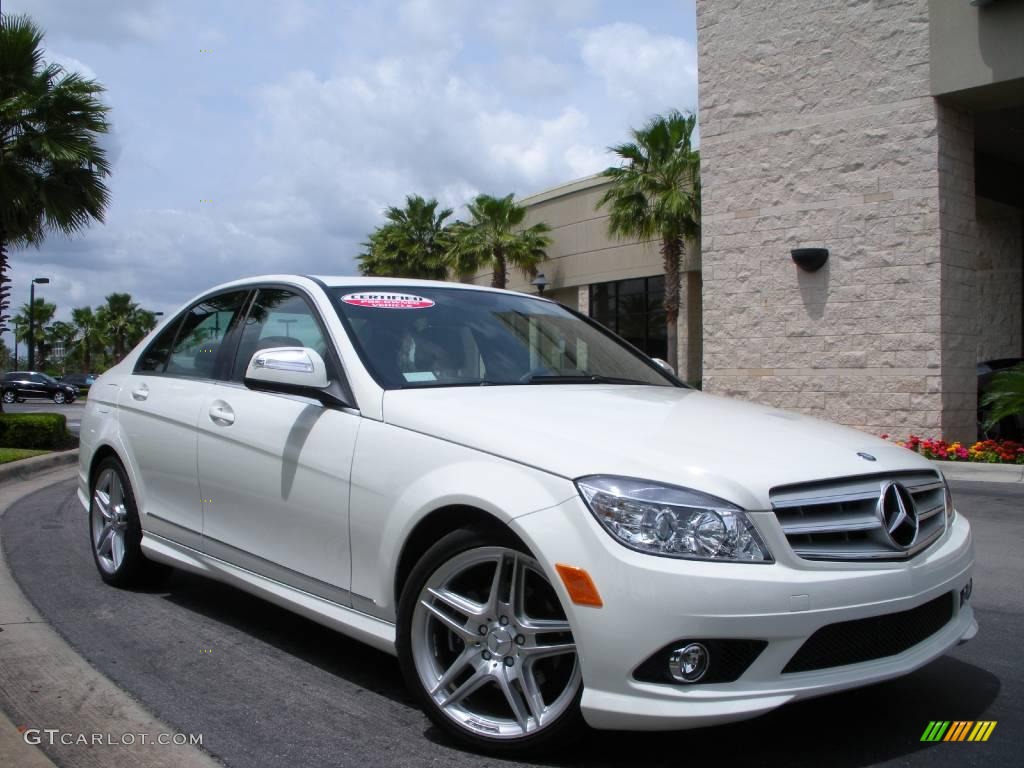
xmin=340 ymin=292 xmax=435 ymax=309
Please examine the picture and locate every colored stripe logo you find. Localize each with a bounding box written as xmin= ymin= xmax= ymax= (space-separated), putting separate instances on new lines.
xmin=921 ymin=721 xmax=997 ymax=742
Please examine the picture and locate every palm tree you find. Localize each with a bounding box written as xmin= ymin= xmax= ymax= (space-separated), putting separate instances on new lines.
xmin=13 ymin=297 xmax=55 ymax=368
xmin=0 ymin=14 xmax=111 ymax=407
xmin=597 ymin=109 xmax=700 ymax=372
xmin=358 ymin=194 xmax=454 ymax=279
xmin=97 ymin=292 xmax=141 ymax=362
xmin=447 ymin=193 xmax=552 ymax=289
xmin=71 ymin=305 xmax=103 ymax=372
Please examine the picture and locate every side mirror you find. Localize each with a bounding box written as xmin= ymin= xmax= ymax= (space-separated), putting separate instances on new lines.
xmin=652 ymin=357 xmax=675 ymax=376
xmin=244 ymin=347 xmax=329 ymax=392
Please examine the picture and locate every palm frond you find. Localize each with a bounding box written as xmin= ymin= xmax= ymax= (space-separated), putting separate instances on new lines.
xmin=982 ymin=364 xmax=1024 ymax=428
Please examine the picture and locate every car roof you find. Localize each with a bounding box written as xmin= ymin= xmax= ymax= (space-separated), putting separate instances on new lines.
xmin=201 ymin=274 xmax=545 ymax=299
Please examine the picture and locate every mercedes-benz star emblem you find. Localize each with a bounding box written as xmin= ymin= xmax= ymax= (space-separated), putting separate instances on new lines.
xmin=878 ymin=481 xmax=919 ymax=549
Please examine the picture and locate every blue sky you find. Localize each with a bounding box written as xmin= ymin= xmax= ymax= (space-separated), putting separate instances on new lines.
xmin=6 ymin=0 xmax=697 ymax=324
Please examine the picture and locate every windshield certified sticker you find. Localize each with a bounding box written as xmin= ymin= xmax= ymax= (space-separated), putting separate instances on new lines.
xmin=340 ymin=292 xmax=434 ymax=309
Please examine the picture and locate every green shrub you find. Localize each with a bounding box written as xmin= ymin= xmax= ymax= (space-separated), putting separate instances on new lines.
xmin=0 ymin=413 xmax=71 ymax=449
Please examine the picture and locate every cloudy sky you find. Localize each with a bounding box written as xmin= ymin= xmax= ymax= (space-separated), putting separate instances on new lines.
xmin=6 ymin=0 xmax=697 ymax=327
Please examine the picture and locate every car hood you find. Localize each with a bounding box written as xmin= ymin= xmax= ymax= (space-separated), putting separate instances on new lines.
xmin=382 ymin=385 xmax=936 ymax=509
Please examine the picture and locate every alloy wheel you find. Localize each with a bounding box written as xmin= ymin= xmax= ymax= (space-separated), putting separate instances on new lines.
xmin=53 ymin=392 xmax=65 ymax=404
xmin=91 ymin=468 xmax=130 ymax=574
xmin=411 ymin=546 xmax=580 ymax=740
xmin=2 ymin=391 xmax=14 ymax=403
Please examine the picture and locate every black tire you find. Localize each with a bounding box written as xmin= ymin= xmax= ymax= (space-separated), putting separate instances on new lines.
xmin=88 ymin=456 xmax=169 ymax=588
xmin=2 ymin=390 xmax=15 ymax=404
xmin=53 ymin=391 xmax=65 ymax=404
xmin=397 ymin=527 xmax=583 ymax=756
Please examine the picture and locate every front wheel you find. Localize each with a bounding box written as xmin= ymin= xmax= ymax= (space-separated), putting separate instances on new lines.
xmin=397 ymin=528 xmax=583 ymax=755
xmin=53 ymin=391 xmax=65 ymax=404
xmin=89 ymin=457 xmax=168 ymax=587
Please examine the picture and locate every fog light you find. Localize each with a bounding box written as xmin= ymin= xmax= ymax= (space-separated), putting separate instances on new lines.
xmin=960 ymin=578 xmax=973 ymax=607
xmin=668 ymin=643 xmax=709 ymax=683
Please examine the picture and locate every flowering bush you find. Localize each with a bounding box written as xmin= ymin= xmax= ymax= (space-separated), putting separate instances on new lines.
xmin=882 ymin=434 xmax=1024 ymax=464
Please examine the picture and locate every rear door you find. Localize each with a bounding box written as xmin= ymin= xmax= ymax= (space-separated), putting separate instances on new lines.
xmin=116 ymin=290 xmax=251 ymax=550
xmin=196 ymin=286 xmax=359 ymax=602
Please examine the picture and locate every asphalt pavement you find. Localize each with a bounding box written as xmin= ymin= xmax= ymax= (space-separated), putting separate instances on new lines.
xmin=1 ymin=479 xmax=1020 ymax=767
xmin=2 ymin=401 xmax=85 ymax=436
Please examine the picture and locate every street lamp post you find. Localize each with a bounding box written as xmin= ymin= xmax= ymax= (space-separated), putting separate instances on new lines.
xmin=28 ymin=277 xmax=50 ymax=371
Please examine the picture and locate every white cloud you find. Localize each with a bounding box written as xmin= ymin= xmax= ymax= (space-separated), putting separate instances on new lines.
xmin=579 ymin=22 xmax=698 ymax=118
xmin=21 ymin=0 xmax=169 ymax=45
xmin=1 ymin=2 xmax=697 ymax=328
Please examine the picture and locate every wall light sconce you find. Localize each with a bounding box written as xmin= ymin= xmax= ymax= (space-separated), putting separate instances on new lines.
xmin=791 ymin=248 xmax=829 ymax=272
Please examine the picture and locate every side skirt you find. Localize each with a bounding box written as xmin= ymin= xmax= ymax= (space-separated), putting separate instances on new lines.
xmin=140 ymin=533 xmax=397 ymax=655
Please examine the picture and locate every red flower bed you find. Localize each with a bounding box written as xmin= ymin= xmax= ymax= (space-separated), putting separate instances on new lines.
xmin=883 ymin=435 xmax=1024 ymax=464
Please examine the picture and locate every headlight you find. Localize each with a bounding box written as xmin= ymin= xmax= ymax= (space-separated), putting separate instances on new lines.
xmin=942 ymin=473 xmax=955 ymax=524
xmin=575 ymin=476 xmax=772 ymax=562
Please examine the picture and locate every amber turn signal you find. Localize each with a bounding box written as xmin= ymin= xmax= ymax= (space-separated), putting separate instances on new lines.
xmin=555 ymin=563 xmax=603 ymax=607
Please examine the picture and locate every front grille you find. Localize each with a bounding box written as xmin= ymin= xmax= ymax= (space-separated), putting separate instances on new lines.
xmin=770 ymin=471 xmax=947 ymax=561
xmin=783 ymin=592 xmax=954 ymax=673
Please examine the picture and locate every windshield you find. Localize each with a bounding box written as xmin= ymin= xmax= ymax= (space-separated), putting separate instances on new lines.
xmin=331 ymin=286 xmax=678 ymax=390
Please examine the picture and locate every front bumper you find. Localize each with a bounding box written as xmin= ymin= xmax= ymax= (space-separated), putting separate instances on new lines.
xmin=511 ymin=497 xmax=976 ymax=731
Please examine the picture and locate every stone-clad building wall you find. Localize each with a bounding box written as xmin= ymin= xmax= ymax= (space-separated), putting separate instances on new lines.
xmin=697 ymin=0 xmax=981 ymax=440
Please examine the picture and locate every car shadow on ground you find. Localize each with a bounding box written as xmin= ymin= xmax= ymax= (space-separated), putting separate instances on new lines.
xmin=155 ymin=569 xmax=1000 ymax=768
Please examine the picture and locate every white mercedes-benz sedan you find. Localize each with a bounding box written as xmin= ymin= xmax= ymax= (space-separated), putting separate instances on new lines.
xmin=79 ymin=275 xmax=976 ymax=753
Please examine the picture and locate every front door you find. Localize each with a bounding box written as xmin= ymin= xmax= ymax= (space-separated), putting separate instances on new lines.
xmin=197 ymin=287 xmax=359 ymax=602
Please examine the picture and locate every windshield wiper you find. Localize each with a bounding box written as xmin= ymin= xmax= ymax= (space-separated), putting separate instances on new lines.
xmin=520 ymin=373 xmax=652 ymax=385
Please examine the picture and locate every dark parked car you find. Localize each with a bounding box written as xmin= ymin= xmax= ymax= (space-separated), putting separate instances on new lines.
xmin=58 ymin=372 xmax=99 ymax=395
xmin=2 ymin=371 xmax=78 ymax=404
xmin=977 ymin=358 xmax=1023 ymax=440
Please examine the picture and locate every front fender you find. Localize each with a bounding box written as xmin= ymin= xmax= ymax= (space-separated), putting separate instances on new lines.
xmin=349 ymin=419 xmax=576 ymax=619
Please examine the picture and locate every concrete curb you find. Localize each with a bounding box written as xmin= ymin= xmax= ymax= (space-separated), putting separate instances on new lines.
xmin=930 ymin=460 xmax=1024 ymax=484
xmin=0 ymin=450 xmax=79 ymax=486
xmin=0 ymin=467 xmax=222 ymax=768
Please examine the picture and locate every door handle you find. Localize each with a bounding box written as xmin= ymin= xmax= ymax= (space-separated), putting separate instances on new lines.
xmin=131 ymin=385 xmax=149 ymax=401
xmin=209 ymin=401 xmax=235 ymax=426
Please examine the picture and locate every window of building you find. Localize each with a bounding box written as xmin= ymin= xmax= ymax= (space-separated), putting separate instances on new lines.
xmin=589 ymin=276 xmax=667 ymax=360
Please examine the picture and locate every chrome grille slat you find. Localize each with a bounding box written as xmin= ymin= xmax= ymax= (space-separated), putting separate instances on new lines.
xmin=771 ymin=471 xmax=947 ymax=562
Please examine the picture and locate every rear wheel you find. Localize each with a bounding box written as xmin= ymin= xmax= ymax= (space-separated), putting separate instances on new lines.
xmin=2 ymin=390 xmax=15 ymax=403
xmin=89 ymin=457 xmax=168 ymax=587
xmin=397 ymin=528 xmax=582 ymax=755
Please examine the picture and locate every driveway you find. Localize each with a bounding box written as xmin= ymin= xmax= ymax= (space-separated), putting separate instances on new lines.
xmin=1 ymin=401 xmax=85 ymax=437
xmin=1 ymin=480 xmax=1020 ymax=767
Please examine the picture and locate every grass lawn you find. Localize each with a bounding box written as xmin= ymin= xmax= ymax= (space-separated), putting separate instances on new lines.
xmin=0 ymin=447 xmax=50 ymax=465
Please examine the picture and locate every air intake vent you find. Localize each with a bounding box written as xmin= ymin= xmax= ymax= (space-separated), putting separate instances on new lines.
xmin=783 ymin=592 xmax=954 ymax=673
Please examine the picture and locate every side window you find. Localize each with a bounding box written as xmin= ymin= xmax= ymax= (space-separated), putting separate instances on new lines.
xmin=136 ymin=318 xmax=183 ymax=373
xmin=231 ymin=288 xmax=331 ymax=381
xmin=31 ymin=374 xmax=48 ymax=384
xmin=163 ymin=291 xmax=250 ymax=380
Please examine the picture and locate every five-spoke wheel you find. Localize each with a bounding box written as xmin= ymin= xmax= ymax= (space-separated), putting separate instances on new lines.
xmin=88 ymin=456 xmax=167 ymax=587
xmin=398 ymin=529 xmax=582 ymax=754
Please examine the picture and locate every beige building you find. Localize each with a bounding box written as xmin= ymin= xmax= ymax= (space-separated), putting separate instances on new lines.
xmin=696 ymin=0 xmax=1023 ymax=442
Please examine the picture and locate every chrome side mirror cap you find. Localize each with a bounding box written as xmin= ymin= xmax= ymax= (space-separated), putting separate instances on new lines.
xmin=652 ymin=357 xmax=675 ymax=376
xmin=245 ymin=347 xmax=329 ymax=390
